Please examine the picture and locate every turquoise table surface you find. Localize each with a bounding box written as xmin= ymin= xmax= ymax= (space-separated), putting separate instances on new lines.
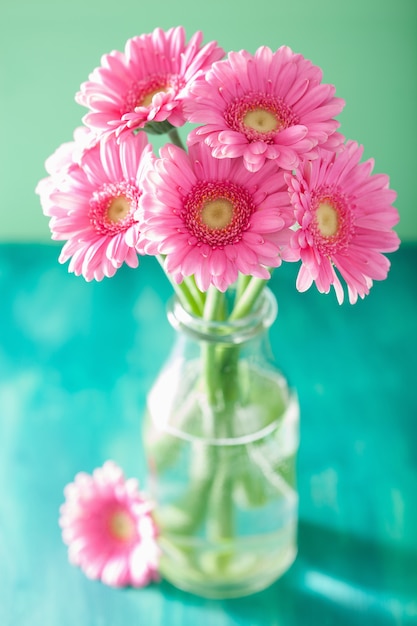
xmin=0 ymin=243 xmax=416 ymax=626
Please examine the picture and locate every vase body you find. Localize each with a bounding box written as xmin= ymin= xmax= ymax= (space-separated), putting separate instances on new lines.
xmin=143 ymin=288 xmax=299 ymax=598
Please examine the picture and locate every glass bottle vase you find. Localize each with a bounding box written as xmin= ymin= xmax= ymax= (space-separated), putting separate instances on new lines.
xmin=143 ymin=288 xmax=299 ymax=598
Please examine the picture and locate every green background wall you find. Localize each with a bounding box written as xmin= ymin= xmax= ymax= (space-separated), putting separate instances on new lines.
xmin=1 ymin=0 xmax=416 ymax=242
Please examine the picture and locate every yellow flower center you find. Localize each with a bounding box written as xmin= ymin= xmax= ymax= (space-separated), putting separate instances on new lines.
xmin=243 ymin=108 xmax=280 ymax=133
xmin=109 ymin=511 xmax=135 ymax=541
xmin=140 ymin=87 xmax=168 ymax=107
xmin=185 ymin=181 xmax=254 ymax=248
xmin=201 ymin=198 xmax=234 ymax=230
xmin=107 ymin=196 xmax=131 ymax=223
xmin=316 ymin=201 xmax=339 ymax=237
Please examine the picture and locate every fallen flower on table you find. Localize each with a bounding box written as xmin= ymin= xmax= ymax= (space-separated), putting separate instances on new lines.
xmin=59 ymin=461 xmax=160 ymax=588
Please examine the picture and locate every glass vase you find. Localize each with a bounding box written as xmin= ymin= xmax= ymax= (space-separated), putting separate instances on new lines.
xmin=143 ymin=288 xmax=299 ymax=598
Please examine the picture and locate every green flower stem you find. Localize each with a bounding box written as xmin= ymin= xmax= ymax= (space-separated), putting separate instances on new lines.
xmin=235 ymin=273 xmax=251 ymax=303
xmin=168 ymin=128 xmax=185 ymax=149
xmin=156 ymin=255 xmax=202 ymax=315
xmin=202 ymin=286 xmax=225 ymax=405
xmin=208 ymin=461 xmax=234 ymax=540
xmin=229 ymin=275 xmax=269 ymax=321
xmin=183 ymin=275 xmax=205 ymax=316
xmin=200 ymin=287 xmax=240 ymax=553
xmin=203 ymin=285 xmax=225 ymax=321
xmin=157 ymin=464 xmax=215 ymax=536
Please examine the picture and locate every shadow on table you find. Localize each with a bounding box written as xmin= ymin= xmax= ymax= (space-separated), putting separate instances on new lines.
xmin=160 ymin=521 xmax=417 ymax=626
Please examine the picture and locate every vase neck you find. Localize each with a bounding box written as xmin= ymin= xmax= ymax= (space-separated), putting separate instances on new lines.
xmin=167 ymin=288 xmax=278 ymax=345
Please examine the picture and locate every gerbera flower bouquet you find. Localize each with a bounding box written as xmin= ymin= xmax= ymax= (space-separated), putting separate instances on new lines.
xmin=37 ymin=26 xmax=400 ymax=598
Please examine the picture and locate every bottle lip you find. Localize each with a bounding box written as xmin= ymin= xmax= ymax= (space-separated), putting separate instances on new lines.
xmin=167 ymin=287 xmax=278 ymax=344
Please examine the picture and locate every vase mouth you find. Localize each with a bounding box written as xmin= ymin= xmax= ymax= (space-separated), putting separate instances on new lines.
xmin=167 ymin=287 xmax=278 ymax=344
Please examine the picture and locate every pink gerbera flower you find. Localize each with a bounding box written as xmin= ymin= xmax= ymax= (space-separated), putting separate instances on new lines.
xmin=76 ymin=26 xmax=224 ymax=137
xmin=36 ymin=131 xmax=153 ymax=281
xmin=138 ymin=141 xmax=295 ymax=292
xmin=185 ymin=46 xmax=345 ymax=172
xmin=286 ymin=141 xmax=400 ymax=304
xmin=59 ymin=461 xmax=159 ymax=588
xmin=35 ymin=127 xmax=96 ymax=214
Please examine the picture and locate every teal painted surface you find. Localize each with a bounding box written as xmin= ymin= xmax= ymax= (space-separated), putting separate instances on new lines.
xmin=0 ymin=244 xmax=416 ymax=625
xmin=1 ymin=0 xmax=416 ymax=242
